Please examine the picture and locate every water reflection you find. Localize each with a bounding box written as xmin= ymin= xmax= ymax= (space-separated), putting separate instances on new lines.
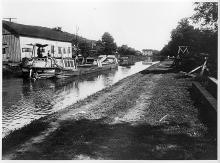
xmin=2 ymin=61 xmax=151 ymax=137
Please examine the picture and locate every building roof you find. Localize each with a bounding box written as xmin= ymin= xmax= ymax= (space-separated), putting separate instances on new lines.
xmin=3 ymin=20 xmax=75 ymax=43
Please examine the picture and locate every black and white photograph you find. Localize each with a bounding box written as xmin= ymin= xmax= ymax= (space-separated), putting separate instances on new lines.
xmin=1 ymin=0 xmax=218 ymax=160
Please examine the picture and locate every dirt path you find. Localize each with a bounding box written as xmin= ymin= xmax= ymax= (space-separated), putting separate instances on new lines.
xmin=2 ymin=61 xmax=217 ymax=160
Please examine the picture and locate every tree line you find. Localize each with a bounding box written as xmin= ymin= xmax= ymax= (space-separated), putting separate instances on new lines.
xmin=160 ymin=2 xmax=217 ymax=78
xmin=73 ymin=32 xmax=143 ymax=59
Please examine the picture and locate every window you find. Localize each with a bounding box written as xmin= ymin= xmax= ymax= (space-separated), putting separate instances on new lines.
xmin=68 ymin=47 xmax=71 ymax=54
xmin=64 ymin=61 xmax=68 ymax=67
xmin=70 ymin=61 xmax=73 ymax=67
xmin=22 ymin=48 xmax=32 ymax=52
xmin=63 ymin=48 xmax=66 ymax=54
xmin=58 ymin=47 xmax=62 ymax=54
xmin=2 ymin=48 xmax=6 ymax=54
xmin=51 ymin=45 xmax=55 ymax=54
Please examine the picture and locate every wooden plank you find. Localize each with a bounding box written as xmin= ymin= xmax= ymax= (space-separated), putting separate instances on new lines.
xmin=192 ymin=81 xmax=217 ymax=112
xmin=208 ymin=77 xmax=218 ymax=85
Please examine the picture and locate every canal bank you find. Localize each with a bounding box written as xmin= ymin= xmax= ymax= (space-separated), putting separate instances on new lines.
xmin=2 ymin=61 xmax=153 ymax=137
xmin=2 ymin=60 xmax=217 ymax=160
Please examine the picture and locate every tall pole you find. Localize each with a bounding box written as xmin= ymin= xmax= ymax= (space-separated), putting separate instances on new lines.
xmin=75 ymin=25 xmax=79 ymax=57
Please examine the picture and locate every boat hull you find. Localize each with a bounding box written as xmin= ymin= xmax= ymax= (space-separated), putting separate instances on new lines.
xmin=55 ymin=63 xmax=118 ymax=78
xmin=22 ymin=67 xmax=56 ymax=79
xmin=142 ymin=61 xmax=153 ymax=65
xmin=55 ymin=69 xmax=80 ymax=78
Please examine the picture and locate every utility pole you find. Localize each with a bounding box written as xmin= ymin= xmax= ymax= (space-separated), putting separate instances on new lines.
xmin=75 ymin=25 xmax=79 ymax=56
xmin=3 ymin=18 xmax=17 ymax=22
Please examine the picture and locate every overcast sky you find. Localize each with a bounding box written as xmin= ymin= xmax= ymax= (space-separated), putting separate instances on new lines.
xmin=2 ymin=0 xmax=197 ymax=51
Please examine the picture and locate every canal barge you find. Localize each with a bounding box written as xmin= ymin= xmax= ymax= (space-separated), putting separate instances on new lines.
xmin=119 ymin=56 xmax=135 ymax=66
xmin=54 ymin=57 xmax=79 ymax=78
xmin=22 ymin=57 xmax=56 ymax=79
xmin=22 ymin=54 xmax=118 ymax=79
xmin=142 ymin=60 xmax=154 ymax=65
xmin=56 ymin=55 xmax=118 ymax=78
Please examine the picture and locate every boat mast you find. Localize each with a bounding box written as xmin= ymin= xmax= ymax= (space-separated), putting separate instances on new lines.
xmin=74 ymin=25 xmax=79 ymax=67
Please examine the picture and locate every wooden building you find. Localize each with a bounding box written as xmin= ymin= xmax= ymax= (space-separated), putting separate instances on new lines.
xmin=2 ymin=20 xmax=75 ymax=63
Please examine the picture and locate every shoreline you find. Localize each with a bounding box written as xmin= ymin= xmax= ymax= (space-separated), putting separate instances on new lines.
xmin=2 ymin=60 xmax=217 ymax=160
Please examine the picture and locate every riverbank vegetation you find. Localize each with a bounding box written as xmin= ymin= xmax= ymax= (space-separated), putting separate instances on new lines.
xmin=160 ymin=2 xmax=217 ymax=78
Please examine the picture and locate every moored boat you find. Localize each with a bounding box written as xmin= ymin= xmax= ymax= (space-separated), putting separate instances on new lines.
xmin=22 ymin=57 xmax=56 ymax=79
xmin=22 ymin=45 xmax=119 ymax=79
xmin=119 ymin=56 xmax=135 ymax=66
xmin=142 ymin=60 xmax=153 ymax=65
xmin=54 ymin=57 xmax=79 ymax=78
xmin=98 ymin=55 xmax=118 ymax=68
xmin=57 ymin=55 xmax=118 ymax=78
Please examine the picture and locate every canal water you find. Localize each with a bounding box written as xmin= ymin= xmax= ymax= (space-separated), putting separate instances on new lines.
xmin=2 ymin=61 xmax=152 ymax=137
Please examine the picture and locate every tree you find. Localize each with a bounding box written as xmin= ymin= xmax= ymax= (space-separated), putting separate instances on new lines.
xmin=191 ymin=2 xmax=218 ymax=30
xmin=118 ymin=45 xmax=129 ymax=56
xmin=191 ymin=2 xmax=218 ymax=77
xmin=118 ymin=45 xmax=140 ymax=56
xmin=78 ymin=41 xmax=91 ymax=58
xmin=95 ymin=40 xmax=104 ymax=56
xmin=101 ymin=32 xmax=117 ymax=55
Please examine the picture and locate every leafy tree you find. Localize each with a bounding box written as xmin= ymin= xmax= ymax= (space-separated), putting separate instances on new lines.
xmin=78 ymin=41 xmax=91 ymax=58
xmin=191 ymin=2 xmax=218 ymax=77
xmin=160 ymin=16 xmax=217 ymax=77
xmin=101 ymin=32 xmax=117 ymax=55
xmin=118 ymin=45 xmax=140 ymax=56
xmin=118 ymin=45 xmax=129 ymax=56
xmin=191 ymin=2 xmax=218 ymax=30
xmin=95 ymin=40 xmax=104 ymax=56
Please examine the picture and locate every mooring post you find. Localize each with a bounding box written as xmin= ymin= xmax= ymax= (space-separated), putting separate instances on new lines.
xmin=29 ymin=69 xmax=32 ymax=78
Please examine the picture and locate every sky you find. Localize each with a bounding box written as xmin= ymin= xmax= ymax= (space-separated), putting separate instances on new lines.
xmin=1 ymin=0 xmax=197 ymax=51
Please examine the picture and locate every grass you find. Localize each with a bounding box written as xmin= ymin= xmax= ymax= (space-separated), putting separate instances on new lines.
xmin=8 ymin=118 xmax=217 ymax=160
xmin=2 ymin=119 xmax=49 ymax=155
xmin=2 ymin=60 xmax=217 ymax=160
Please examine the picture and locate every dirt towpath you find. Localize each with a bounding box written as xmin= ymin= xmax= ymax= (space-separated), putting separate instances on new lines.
xmin=2 ymin=61 xmax=217 ymax=160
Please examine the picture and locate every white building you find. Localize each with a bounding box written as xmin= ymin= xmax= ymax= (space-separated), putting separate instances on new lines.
xmin=142 ymin=49 xmax=154 ymax=62
xmin=142 ymin=49 xmax=153 ymax=56
xmin=2 ymin=20 xmax=74 ymax=63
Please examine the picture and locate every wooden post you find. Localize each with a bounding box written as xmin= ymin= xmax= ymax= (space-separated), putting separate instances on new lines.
xmin=29 ymin=69 xmax=32 ymax=78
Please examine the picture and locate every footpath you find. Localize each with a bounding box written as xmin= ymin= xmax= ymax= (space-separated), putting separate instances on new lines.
xmin=2 ymin=60 xmax=217 ymax=160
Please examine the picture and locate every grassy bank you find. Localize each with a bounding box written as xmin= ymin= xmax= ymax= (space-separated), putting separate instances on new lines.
xmin=2 ymin=61 xmax=161 ymax=155
xmin=2 ymin=60 xmax=217 ymax=160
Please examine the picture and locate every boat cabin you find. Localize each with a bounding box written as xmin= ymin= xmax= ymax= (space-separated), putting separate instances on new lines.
xmin=85 ymin=57 xmax=96 ymax=65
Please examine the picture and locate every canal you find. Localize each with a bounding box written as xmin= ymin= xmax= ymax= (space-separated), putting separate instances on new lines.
xmin=2 ymin=61 xmax=152 ymax=137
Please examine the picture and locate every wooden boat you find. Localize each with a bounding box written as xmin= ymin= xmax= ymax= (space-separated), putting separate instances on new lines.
xmin=98 ymin=55 xmax=118 ymax=68
xmin=119 ymin=56 xmax=135 ymax=66
xmin=142 ymin=61 xmax=153 ymax=65
xmin=54 ymin=57 xmax=79 ymax=78
xmin=22 ymin=48 xmax=118 ymax=79
xmin=56 ymin=55 xmax=118 ymax=78
xmin=77 ymin=57 xmax=98 ymax=68
xmin=21 ymin=43 xmax=57 ymax=79
xmin=22 ymin=57 xmax=56 ymax=79
xmin=142 ymin=56 xmax=154 ymax=65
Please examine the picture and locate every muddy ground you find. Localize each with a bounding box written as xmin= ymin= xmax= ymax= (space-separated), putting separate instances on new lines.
xmin=2 ymin=61 xmax=217 ymax=160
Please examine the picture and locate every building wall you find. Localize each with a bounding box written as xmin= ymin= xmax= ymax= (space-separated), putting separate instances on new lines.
xmin=2 ymin=28 xmax=21 ymax=62
xmin=142 ymin=50 xmax=153 ymax=56
xmin=20 ymin=36 xmax=72 ymax=59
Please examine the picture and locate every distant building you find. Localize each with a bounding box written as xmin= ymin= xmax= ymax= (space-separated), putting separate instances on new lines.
xmin=2 ymin=20 xmax=75 ymax=63
xmin=142 ymin=49 xmax=154 ymax=62
xmin=142 ymin=49 xmax=153 ymax=56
